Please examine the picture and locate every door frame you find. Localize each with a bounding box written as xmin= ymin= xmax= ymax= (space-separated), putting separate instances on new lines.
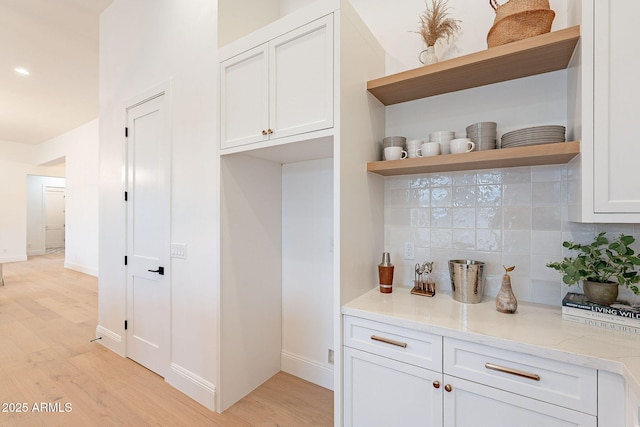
xmin=123 ymin=81 xmax=172 ymax=369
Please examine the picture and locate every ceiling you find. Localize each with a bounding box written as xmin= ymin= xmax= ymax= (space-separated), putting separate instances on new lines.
xmin=0 ymin=0 xmax=113 ymax=145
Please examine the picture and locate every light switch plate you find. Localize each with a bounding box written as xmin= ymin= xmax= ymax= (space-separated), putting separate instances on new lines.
xmin=170 ymin=243 xmax=186 ymax=259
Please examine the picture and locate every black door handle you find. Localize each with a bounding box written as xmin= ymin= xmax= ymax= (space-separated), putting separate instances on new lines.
xmin=148 ymin=266 xmax=165 ymax=275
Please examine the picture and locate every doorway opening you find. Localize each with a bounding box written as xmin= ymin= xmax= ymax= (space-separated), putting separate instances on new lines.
xmin=27 ymin=175 xmax=66 ymax=256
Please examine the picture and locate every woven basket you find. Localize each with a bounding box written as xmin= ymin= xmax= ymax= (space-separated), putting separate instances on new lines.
xmin=487 ymin=0 xmax=555 ymax=48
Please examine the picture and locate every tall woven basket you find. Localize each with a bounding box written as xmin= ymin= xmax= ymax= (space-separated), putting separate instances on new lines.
xmin=487 ymin=0 xmax=555 ymax=48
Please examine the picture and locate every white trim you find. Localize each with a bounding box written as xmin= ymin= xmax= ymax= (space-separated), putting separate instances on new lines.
xmin=64 ymin=262 xmax=98 ymax=277
xmin=95 ymin=325 xmax=124 ymax=356
xmin=28 ymin=249 xmax=46 ymax=256
xmin=166 ymin=363 xmax=216 ymax=411
xmin=281 ymin=350 xmax=334 ymax=391
xmin=0 ymin=256 xmax=27 ymax=263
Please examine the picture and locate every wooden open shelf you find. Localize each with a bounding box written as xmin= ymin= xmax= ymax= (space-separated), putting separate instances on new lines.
xmin=367 ymin=141 xmax=580 ymax=176
xmin=367 ymin=26 xmax=580 ymax=106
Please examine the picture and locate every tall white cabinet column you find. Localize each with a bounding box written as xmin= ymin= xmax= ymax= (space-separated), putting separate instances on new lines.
xmin=217 ymin=1 xmax=385 ymax=423
xmin=567 ymin=0 xmax=640 ymax=222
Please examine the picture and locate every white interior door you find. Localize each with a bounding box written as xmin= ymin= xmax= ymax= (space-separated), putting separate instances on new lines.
xmin=45 ymin=186 xmax=65 ymax=249
xmin=126 ymin=91 xmax=171 ymax=377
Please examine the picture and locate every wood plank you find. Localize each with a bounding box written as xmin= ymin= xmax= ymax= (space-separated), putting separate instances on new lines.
xmin=367 ymin=141 xmax=580 ymax=176
xmin=367 ymin=26 xmax=580 ymax=105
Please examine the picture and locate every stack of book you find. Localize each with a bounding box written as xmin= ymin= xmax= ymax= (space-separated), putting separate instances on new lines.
xmin=562 ymin=292 xmax=640 ymax=335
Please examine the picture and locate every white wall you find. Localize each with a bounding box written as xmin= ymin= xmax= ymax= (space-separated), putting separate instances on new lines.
xmin=26 ymin=175 xmax=67 ymax=256
xmin=0 ymin=141 xmax=65 ymax=263
xmin=34 ymin=119 xmax=99 ymax=276
xmin=99 ymin=0 xmax=218 ymax=410
xmin=282 ymin=158 xmax=334 ymax=390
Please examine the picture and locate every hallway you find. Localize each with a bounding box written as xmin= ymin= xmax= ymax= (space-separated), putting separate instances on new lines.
xmin=0 ymin=255 xmax=333 ymax=426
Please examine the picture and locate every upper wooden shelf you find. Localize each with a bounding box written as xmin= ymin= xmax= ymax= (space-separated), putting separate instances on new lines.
xmin=367 ymin=141 xmax=580 ymax=176
xmin=367 ymin=26 xmax=580 ymax=106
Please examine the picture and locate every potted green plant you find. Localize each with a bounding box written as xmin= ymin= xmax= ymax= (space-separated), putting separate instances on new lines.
xmin=546 ymin=232 xmax=640 ymax=305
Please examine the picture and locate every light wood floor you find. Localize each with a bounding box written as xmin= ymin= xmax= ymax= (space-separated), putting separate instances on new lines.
xmin=0 ymin=254 xmax=333 ymax=426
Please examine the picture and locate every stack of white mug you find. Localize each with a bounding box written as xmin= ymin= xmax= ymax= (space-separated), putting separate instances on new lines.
xmin=406 ymin=139 xmax=424 ymax=158
xmin=429 ymin=131 xmax=455 ymax=154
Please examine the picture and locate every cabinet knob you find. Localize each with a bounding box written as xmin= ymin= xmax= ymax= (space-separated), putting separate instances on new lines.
xmin=444 ymin=384 xmax=453 ymax=393
xmin=267 ymin=128 xmax=273 ymax=134
xmin=262 ymin=130 xmax=268 ymax=136
xmin=433 ymin=381 xmax=440 ymax=389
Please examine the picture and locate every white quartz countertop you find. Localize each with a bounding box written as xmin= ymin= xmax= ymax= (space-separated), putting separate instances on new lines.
xmin=342 ymin=288 xmax=640 ymax=389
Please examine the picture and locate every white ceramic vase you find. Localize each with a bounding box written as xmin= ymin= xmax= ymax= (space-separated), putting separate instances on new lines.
xmin=419 ymin=46 xmax=438 ymax=65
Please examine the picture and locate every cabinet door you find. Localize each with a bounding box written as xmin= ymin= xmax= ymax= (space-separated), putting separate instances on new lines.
xmin=220 ymin=44 xmax=269 ymax=149
xmin=269 ymin=15 xmax=333 ymax=141
xmin=593 ymin=0 xmax=640 ymax=213
xmin=443 ymin=376 xmax=596 ymax=427
xmin=343 ymin=347 xmax=441 ymax=427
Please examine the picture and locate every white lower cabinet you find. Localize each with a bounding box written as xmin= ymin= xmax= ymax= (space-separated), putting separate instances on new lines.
xmin=443 ymin=375 xmax=595 ymax=427
xmin=343 ymin=315 xmax=598 ymax=426
xmin=344 ymin=347 xmax=442 ymax=427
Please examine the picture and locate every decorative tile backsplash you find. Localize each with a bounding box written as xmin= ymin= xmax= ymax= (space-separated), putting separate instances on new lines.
xmin=384 ymin=164 xmax=640 ymax=306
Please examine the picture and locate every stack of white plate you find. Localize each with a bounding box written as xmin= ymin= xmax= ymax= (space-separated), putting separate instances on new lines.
xmin=501 ymin=125 xmax=566 ymax=148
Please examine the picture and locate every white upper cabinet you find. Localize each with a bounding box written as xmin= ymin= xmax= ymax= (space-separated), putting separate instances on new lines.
xmin=220 ymin=44 xmax=269 ymax=148
xmin=220 ymin=15 xmax=333 ymax=151
xmin=592 ymin=0 xmax=640 ymax=214
xmin=568 ymin=0 xmax=640 ymax=222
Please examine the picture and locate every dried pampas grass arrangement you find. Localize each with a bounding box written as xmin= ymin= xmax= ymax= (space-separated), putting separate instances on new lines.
xmin=415 ymin=0 xmax=461 ymax=47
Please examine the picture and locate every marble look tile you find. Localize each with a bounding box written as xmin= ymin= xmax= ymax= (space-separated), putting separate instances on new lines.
xmin=477 ymin=171 xmax=502 ymax=184
xmin=431 ymin=208 xmax=452 ymax=228
xmin=453 ymin=208 xmax=475 ymax=228
xmin=453 ymin=229 xmax=476 ymax=250
xmin=532 ymin=181 xmax=561 ymax=205
xmin=453 ymin=186 xmax=476 ymax=207
xmin=503 ymin=206 xmax=532 ymax=230
xmin=532 ymin=206 xmax=561 ymax=231
xmin=502 ymin=230 xmax=531 ymax=253
xmin=503 ymin=183 xmax=531 ymax=206
xmin=477 ymin=229 xmax=502 ymax=252
xmin=432 ymin=187 xmax=452 ymax=207
xmin=410 ymin=208 xmax=430 ymax=227
xmin=476 ymin=184 xmax=502 ymax=206
xmin=452 ymin=171 xmax=477 ymax=186
xmin=476 ymin=207 xmax=502 ymax=229
xmin=431 ymin=229 xmax=452 ymax=248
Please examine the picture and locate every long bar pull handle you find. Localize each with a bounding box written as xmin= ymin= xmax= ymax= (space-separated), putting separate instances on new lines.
xmin=485 ymin=362 xmax=541 ymax=381
xmin=370 ymin=335 xmax=408 ymax=348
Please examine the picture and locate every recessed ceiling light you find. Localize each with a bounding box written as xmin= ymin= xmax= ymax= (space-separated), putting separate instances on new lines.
xmin=14 ymin=67 xmax=30 ymax=76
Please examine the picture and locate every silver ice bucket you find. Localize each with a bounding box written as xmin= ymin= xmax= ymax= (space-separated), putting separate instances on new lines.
xmin=448 ymin=260 xmax=486 ymax=304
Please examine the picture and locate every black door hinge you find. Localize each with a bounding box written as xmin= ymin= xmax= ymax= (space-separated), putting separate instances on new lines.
xmin=125 ymin=127 xmax=129 ymax=138
xmin=124 ymin=256 xmax=128 ymax=266
xmin=124 ymin=320 xmax=128 ymax=330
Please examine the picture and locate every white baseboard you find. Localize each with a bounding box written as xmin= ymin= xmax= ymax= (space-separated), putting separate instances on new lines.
xmin=0 ymin=255 xmax=27 ymax=263
xmin=64 ymin=261 xmax=98 ymax=277
xmin=95 ymin=325 xmax=125 ymax=356
xmin=281 ymin=350 xmax=334 ymax=391
xmin=166 ymin=363 xmax=216 ymax=411
xmin=28 ymin=249 xmax=46 ymax=256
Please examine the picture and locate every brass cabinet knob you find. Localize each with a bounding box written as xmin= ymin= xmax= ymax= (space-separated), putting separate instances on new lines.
xmin=433 ymin=381 xmax=441 ymax=389
xmin=444 ymin=384 xmax=453 ymax=392
xmin=267 ymin=128 xmax=273 ymax=134
xmin=261 ymin=130 xmax=268 ymax=135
